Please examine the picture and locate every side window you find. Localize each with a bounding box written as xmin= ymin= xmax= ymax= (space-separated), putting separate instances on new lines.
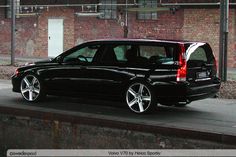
xmin=100 ymin=45 xmax=131 ymax=64
xmin=140 ymin=46 xmax=166 ymax=58
xmin=100 ymin=44 xmax=177 ymax=65
xmin=139 ymin=45 xmax=175 ymax=65
xmin=189 ymin=47 xmax=207 ymax=62
xmin=63 ymin=45 xmax=100 ymax=63
xmin=114 ymin=45 xmax=131 ymax=61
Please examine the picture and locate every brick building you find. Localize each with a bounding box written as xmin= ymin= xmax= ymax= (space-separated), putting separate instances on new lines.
xmin=0 ymin=0 xmax=236 ymax=68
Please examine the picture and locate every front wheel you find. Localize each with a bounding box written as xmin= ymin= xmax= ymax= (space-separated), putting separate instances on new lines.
xmin=126 ymin=82 xmax=156 ymax=114
xmin=20 ymin=74 xmax=45 ymax=102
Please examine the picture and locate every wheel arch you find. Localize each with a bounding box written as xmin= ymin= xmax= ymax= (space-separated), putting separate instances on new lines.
xmin=19 ymin=72 xmax=46 ymax=102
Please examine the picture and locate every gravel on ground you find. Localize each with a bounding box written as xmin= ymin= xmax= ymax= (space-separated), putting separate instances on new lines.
xmin=218 ymin=80 xmax=236 ymax=99
xmin=0 ymin=65 xmax=17 ymax=80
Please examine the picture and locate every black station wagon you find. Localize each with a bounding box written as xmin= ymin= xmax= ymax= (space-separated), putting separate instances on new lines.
xmin=12 ymin=39 xmax=221 ymax=114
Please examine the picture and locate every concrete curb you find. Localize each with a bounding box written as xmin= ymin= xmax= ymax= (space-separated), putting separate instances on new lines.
xmin=0 ymin=104 xmax=236 ymax=145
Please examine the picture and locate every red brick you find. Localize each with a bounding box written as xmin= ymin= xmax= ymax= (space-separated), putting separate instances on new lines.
xmin=0 ymin=5 xmax=235 ymax=68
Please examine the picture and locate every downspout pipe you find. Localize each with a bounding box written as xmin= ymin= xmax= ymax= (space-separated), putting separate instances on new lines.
xmin=0 ymin=3 xmax=236 ymax=8
xmin=11 ymin=0 xmax=16 ymax=66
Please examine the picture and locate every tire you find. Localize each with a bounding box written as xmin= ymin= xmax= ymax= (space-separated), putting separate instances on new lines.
xmin=20 ymin=74 xmax=46 ymax=102
xmin=126 ymin=82 xmax=156 ymax=114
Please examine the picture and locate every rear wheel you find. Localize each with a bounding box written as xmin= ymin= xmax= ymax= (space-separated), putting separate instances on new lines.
xmin=20 ymin=74 xmax=45 ymax=102
xmin=126 ymin=82 xmax=156 ymax=114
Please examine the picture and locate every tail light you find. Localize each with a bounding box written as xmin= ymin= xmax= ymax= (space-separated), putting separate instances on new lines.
xmin=214 ymin=58 xmax=217 ymax=71
xmin=177 ymin=44 xmax=187 ymax=82
xmin=14 ymin=69 xmax=19 ymax=76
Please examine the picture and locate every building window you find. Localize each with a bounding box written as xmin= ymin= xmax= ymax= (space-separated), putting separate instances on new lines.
xmin=137 ymin=0 xmax=157 ymax=20
xmin=6 ymin=0 xmax=20 ymax=18
xmin=99 ymin=0 xmax=117 ymax=19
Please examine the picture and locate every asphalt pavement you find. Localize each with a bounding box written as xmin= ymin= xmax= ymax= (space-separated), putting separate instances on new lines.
xmin=1 ymin=79 xmax=236 ymax=141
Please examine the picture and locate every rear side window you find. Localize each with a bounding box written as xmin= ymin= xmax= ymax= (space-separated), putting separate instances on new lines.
xmin=140 ymin=46 xmax=166 ymax=58
xmin=113 ymin=45 xmax=131 ymax=61
xmin=139 ymin=45 xmax=177 ymax=65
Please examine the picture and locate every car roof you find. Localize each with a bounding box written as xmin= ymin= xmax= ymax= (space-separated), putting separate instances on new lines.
xmin=84 ymin=38 xmax=205 ymax=45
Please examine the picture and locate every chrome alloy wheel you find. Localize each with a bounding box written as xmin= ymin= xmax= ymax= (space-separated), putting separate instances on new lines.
xmin=126 ymin=83 xmax=152 ymax=113
xmin=20 ymin=75 xmax=40 ymax=101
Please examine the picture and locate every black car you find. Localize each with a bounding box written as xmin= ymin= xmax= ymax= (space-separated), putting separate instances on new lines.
xmin=12 ymin=39 xmax=221 ymax=114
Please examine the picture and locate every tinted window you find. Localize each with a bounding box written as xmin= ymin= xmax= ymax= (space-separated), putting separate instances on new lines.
xmin=63 ymin=45 xmax=100 ymax=63
xmin=139 ymin=45 xmax=176 ymax=65
xmin=189 ymin=47 xmax=207 ymax=62
xmin=187 ymin=44 xmax=215 ymax=68
xmin=113 ymin=45 xmax=131 ymax=61
xmin=101 ymin=44 xmax=177 ymax=65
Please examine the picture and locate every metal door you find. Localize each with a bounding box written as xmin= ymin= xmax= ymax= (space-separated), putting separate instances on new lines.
xmin=48 ymin=19 xmax=64 ymax=57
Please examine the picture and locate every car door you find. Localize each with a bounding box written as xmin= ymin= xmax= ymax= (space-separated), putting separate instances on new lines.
xmin=83 ymin=44 xmax=135 ymax=98
xmin=44 ymin=43 xmax=102 ymax=95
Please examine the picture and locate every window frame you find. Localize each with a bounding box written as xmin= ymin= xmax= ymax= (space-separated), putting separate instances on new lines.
xmin=137 ymin=0 xmax=158 ymax=20
xmin=59 ymin=43 xmax=104 ymax=65
xmin=6 ymin=0 xmax=20 ymax=19
xmin=99 ymin=0 xmax=117 ymax=20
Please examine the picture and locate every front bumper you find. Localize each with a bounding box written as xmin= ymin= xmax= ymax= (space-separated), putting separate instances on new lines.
xmin=12 ymin=74 xmax=22 ymax=93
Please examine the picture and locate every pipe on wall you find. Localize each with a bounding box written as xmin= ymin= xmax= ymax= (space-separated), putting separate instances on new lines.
xmin=0 ymin=3 xmax=236 ymax=8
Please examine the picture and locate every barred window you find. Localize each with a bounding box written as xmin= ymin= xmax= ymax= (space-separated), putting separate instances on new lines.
xmin=6 ymin=0 xmax=20 ymax=18
xmin=137 ymin=0 xmax=157 ymax=20
xmin=99 ymin=0 xmax=117 ymax=19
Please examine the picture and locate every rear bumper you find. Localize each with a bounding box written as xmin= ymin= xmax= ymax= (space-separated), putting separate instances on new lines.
xmin=186 ymin=82 xmax=220 ymax=101
xmin=152 ymin=78 xmax=221 ymax=103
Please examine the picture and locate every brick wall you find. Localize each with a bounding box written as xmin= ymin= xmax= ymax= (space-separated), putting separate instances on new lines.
xmin=35 ymin=7 xmax=75 ymax=57
xmin=128 ymin=10 xmax=184 ymax=39
xmin=183 ymin=9 xmax=220 ymax=57
xmin=0 ymin=6 xmax=236 ymax=67
xmin=0 ymin=8 xmax=11 ymax=55
xmin=74 ymin=17 xmax=124 ymax=44
xmin=16 ymin=17 xmax=38 ymax=56
xmin=183 ymin=9 xmax=236 ymax=68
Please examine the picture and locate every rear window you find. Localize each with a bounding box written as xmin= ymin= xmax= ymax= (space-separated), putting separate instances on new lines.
xmin=188 ymin=47 xmax=207 ymax=62
xmin=186 ymin=44 xmax=215 ymax=67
